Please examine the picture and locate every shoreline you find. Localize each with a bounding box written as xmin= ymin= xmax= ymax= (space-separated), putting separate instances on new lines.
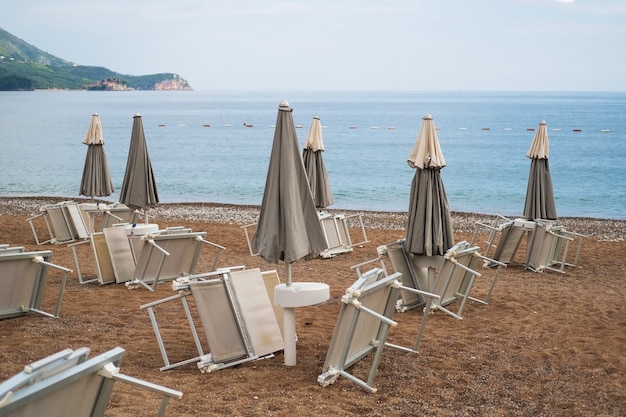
xmin=1 ymin=196 xmax=624 ymax=241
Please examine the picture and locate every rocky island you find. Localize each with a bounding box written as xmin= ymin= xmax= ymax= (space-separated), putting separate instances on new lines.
xmin=0 ymin=27 xmax=192 ymax=91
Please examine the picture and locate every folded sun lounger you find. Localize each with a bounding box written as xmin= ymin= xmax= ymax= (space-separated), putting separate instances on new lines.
xmin=0 ymin=347 xmax=182 ymax=417
xmin=0 ymin=249 xmax=72 ymax=319
xmin=318 ymin=268 xmax=402 ymax=393
xmin=140 ymin=267 xmax=283 ymax=372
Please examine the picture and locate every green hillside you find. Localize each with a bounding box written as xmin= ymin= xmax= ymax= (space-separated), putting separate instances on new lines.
xmin=0 ymin=27 xmax=191 ymax=91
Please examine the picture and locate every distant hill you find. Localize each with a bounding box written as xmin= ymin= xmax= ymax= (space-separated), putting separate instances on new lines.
xmin=0 ymin=27 xmax=192 ymax=91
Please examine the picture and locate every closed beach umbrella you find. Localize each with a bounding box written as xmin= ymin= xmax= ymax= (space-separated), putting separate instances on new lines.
xmin=523 ymin=120 xmax=557 ymax=220
xmin=79 ymin=113 xmax=114 ymax=198
xmin=405 ymin=114 xmax=454 ymax=256
xmin=251 ymin=100 xmax=329 ymax=367
xmin=119 ymin=113 xmax=159 ymax=222
xmin=302 ymin=116 xmax=334 ymax=209
xmin=252 ymin=101 xmax=327 ymax=275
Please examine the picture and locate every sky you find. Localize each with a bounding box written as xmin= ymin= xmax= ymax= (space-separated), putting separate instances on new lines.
xmin=3 ymin=0 xmax=626 ymax=91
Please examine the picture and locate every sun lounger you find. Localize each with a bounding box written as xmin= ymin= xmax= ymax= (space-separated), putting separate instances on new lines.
xmin=473 ymin=215 xmax=585 ymax=273
xmin=0 ymin=249 xmax=72 ymax=319
xmin=318 ymin=212 xmax=370 ymax=258
xmin=352 ymin=239 xmax=440 ymax=312
xmin=352 ymin=239 xmax=504 ymax=351
xmin=125 ymin=229 xmax=225 ymax=291
xmin=471 ymin=214 xmax=535 ymax=265
xmin=524 ymin=220 xmax=586 ymax=273
xmin=241 ymin=211 xmax=369 ymax=259
xmin=26 ymin=201 xmax=90 ymax=245
xmin=0 ymin=347 xmax=182 ymax=417
xmin=429 ymin=241 xmax=505 ymax=320
xmin=140 ymin=267 xmax=283 ymax=372
xmin=318 ymin=268 xmax=401 ymax=393
xmin=97 ymin=203 xmax=139 ymax=231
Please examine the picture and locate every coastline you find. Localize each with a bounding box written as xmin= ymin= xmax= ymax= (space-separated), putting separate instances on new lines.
xmin=1 ymin=196 xmax=624 ymax=241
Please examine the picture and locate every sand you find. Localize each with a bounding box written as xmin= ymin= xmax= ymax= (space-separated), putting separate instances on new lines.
xmin=0 ymin=197 xmax=624 ymax=416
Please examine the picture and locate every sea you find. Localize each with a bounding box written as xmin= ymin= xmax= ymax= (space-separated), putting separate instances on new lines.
xmin=0 ymin=90 xmax=624 ymax=220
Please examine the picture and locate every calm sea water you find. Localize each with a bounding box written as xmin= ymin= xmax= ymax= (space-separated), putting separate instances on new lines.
xmin=0 ymin=90 xmax=624 ymax=219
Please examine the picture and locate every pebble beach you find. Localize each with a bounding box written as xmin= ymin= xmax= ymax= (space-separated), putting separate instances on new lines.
xmin=1 ymin=196 xmax=624 ymax=241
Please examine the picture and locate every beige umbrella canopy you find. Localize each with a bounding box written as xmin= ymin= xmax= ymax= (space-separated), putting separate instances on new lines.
xmin=302 ymin=116 xmax=334 ymax=209
xmin=405 ymin=114 xmax=454 ymax=256
xmin=119 ymin=113 xmax=159 ymax=222
xmin=523 ymin=120 xmax=557 ymax=220
xmin=79 ymin=113 xmax=114 ymax=198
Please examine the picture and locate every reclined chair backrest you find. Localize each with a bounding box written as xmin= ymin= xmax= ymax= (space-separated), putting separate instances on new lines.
xmin=0 ymin=347 xmax=182 ymax=417
xmin=0 ymin=250 xmax=71 ymax=319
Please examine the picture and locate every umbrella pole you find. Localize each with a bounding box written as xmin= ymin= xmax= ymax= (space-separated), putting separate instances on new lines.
xmin=286 ymin=262 xmax=292 ymax=286
xmin=283 ymin=262 xmax=296 ymax=366
xmin=144 ymin=208 xmax=148 ymax=225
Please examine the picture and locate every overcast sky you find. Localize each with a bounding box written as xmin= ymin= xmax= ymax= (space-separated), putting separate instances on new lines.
xmin=3 ymin=0 xmax=625 ymax=91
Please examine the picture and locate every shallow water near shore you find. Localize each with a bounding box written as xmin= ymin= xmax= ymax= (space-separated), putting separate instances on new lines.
xmin=1 ymin=90 xmax=625 ymax=219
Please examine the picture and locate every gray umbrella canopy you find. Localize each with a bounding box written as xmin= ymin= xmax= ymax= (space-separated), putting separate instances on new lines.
xmin=79 ymin=113 xmax=114 ymax=198
xmin=119 ymin=113 xmax=159 ymax=211
xmin=405 ymin=114 xmax=454 ymax=256
xmin=523 ymin=120 xmax=557 ymax=220
xmin=252 ymin=101 xmax=327 ymax=275
xmin=302 ymin=116 xmax=334 ymax=209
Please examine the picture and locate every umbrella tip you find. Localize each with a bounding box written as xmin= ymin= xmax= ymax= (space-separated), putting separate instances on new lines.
xmin=279 ymin=100 xmax=289 ymax=107
xmin=134 ymin=112 xmax=141 ymax=118
xmin=540 ymin=120 xmax=547 ymax=125
xmin=313 ymin=116 xmax=320 ymax=120
xmin=423 ymin=113 xmax=433 ymax=120
xmin=92 ymin=113 xmax=98 ymax=116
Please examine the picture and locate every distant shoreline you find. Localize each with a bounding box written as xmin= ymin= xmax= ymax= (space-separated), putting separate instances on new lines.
xmin=1 ymin=196 xmax=624 ymax=241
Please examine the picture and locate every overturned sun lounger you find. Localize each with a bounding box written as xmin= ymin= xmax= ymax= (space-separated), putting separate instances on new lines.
xmin=0 ymin=347 xmax=182 ymax=417
xmin=70 ymin=225 xmax=224 ymax=290
xmin=524 ymin=219 xmax=586 ymax=273
xmin=140 ymin=267 xmax=283 ymax=372
xmin=26 ymin=201 xmax=90 ymax=245
xmin=352 ymin=240 xmax=504 ymax=351
xmin=241 ymin=211 xmax=369 ymax=258
xmin=0 ymin=249 xmax=72 ymax=319
xmin=472 ymin=214 xmax=585 ymax=273
xmin=318 ymin=268 xmax=402 ymax=393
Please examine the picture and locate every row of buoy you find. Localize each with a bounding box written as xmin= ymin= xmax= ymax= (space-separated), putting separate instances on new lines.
xmin=156 ymin=123 xmax=612 ymax=133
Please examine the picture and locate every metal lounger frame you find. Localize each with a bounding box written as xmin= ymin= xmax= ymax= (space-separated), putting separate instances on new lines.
xmin=0 ymin=250 xmax=72 ymax=319
xmin=0 ymin=347 xmax=182 ymax=417
xmin=140 ymin=267 xmax=283 ymax=372
xmin=524 ymin=220 xmax=586 ymax=273
xmin=318 ymin=268 xmax=401 ymax=393
xmin=26 ymin=201 xmax=89 ymax=245
xmin=126 ymin=230 xmax=225 ymax=291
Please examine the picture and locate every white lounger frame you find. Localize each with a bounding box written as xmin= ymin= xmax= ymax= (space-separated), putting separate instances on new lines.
xmin=27 ymin=201 xmax=90 ymax=245
xmin=472 ymin=214 xmax=585 ymax=273
xmin=0 ymin=250 xmax=72 ymax=319
xmin=140 ymin=268 xmax=283 ymax=372
xmin=318 ymin=268 xmax=402 ymax=393
xmin=241 ymin=211 xmax=369 ymax=258
xmin=0 ymin=347 xmax=182 ymax=417
xmin=524 ymin=220 xmax=586 ymax=273
xmin=70 ymin=226 xmax=224 ymax=289
xmin=126 ymin=229 xmax=225 ymax=291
